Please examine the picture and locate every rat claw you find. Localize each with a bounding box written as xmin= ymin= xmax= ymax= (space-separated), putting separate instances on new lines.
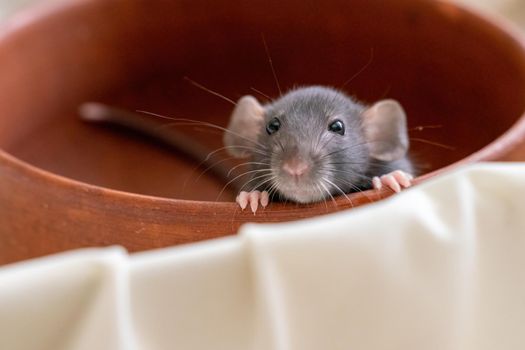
xmin=372 ymin=176 xmax=382 ymax=190
xmin=381 ymin=174 xmax=401 ymax=193
xmin=260 ymin=191 xmax=269 ymax=208
xmin=249 ymin=191 xmax=261 ymax=214
xmin=375 ymin=170 xmax=414 ymax=193
xmin=237 ymin=190 xmax=270 ymax=213
xmin=236 ymin=191 xmax=249 ymax=210
xmin=391 ymin=170 xmax=412 ymax=188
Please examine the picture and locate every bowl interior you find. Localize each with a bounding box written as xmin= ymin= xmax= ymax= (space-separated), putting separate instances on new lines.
xmin=1 ymin=0 xmax=525 ymax=201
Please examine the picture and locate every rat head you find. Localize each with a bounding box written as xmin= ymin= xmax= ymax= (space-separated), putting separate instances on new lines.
xmin=224 ymin=86 xmax=409 ymax=203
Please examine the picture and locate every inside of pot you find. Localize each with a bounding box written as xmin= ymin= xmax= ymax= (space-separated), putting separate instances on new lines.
xmin=1 ymin=0 xmax=525 ymax=201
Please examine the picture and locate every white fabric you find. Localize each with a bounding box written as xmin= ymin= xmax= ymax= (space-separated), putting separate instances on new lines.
xmin=1 ymin=163 xmax=525 ymax=350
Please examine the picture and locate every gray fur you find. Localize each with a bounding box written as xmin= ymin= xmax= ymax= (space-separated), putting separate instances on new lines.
xmin=238 ymin=86 xmax=412 ymax=203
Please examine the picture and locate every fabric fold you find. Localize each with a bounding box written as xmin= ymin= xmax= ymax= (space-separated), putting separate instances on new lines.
xmin=1 ymin=163 xmax=525 ymax=349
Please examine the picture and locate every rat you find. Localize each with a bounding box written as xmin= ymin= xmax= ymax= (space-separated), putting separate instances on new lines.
xmin=79 ymin=86 xmax=414 ymax=213
xmin=224 ymin=86 xmax=414 ymax=212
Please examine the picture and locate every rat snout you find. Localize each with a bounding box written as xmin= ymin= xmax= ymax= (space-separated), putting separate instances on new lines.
xmin=282 ymin=157 xmax=310 ymax=177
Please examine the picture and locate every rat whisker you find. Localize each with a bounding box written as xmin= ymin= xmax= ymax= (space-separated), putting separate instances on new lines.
xmin=318 ymin=133 xmax=339 ymax=151
xmin=319 ymin=144 xmax=363 ymax=159
xmin=184 ymin=76 xmax=237 ymax=106
xmin=315 ymin=183 xmax=329 ymax=211
xmin=188 ymin=145 xmax=266 ymax=169
xmin=200 ymin=145 xmax=269 ymax=162
xmin=340 ymin=47 xmax=374 ymax=89
xmin=184 ymin=147 xmax=270 ymax=193
xmin=320 ymin=167 xmax=373 ymax=183
xmin=326 ymin=158 xmax=415 ymax=177
xmin=127 ymin=110 xmax=183 ymax=122
xmin=266 ymin=182 xmax=280 ymax=203
xmin=359 ymin=137 xmax=453 ymax=153
xmin=341 ymin=180 xmax=374 ymax=202
xmin=237 ymin=173 xmax=275 ymax=193
xmin=322 ymin=165 xmax=372 ymax=175
xmin=325 ymin=159 xmax=391 ymax=167
xmin=322 ymin=171 xmax=374 ymax=202
xmin=377 ymin=84 xmax=393 ymax=100
xmin=323 ymin=177 xmax=354 ymax=207
xmin=137 ymin=113 xmax=268 ymax=150
xmin=189 ymin=155 xmax=239 ymax=186
xmin=247 ymin=176 xmax=277 ymax=194
xmin=313 ymin=130 xmax=337 ymax=156
xmin=319 ymin=180 xmax=337 ymax=208
xmin=324 ymin=160 xmax=372 ymax=167
xmin=216 ymin=169 xmax=273 ymax=201
xmin=317 ymin=139 xmax=377 ymax=160
xmin=189 ymin=145 xmax=269 ymax=184
xmin=160 ymin=123 xmax=269 ymax=152
xmin=227 ymin=161 xmax=272 ymax=178
xmin=261 ymin=33 xmax=282 ymax=96
xmin=250 ymin=87 xmax=273 ymax=101
xmin=409 ymin=137 xmax=455 ymax=150
xmin=324 ymin=171 xmax=372 ymax=192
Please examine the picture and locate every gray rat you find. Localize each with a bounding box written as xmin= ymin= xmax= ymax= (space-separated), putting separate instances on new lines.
xmin=80 ymin=86 xmax=414 ymax=213
xmin=224 ymin=86 xmax=414 ymax=212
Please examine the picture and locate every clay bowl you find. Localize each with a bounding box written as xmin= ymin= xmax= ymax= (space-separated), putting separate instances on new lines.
xmin=2 ymin=0 xmax=525 ymax=264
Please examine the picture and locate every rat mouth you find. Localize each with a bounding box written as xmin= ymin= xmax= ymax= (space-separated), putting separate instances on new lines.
xmin=275 ymin=177 xmax=327 ymax=204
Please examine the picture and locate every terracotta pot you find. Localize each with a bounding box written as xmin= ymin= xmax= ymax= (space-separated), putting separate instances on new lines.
xmin=2 ymin=0 xmax=525 ymax=264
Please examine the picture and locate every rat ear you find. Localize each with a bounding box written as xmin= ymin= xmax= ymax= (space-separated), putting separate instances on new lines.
xmin=223 ymin=95 xmax=265 ymax=158
xmin=362 ymin=99 xmax=409 ymax=162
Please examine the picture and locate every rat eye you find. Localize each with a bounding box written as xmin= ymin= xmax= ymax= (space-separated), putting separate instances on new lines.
xmin=328 ymin=120 xmax=345 ymax=135
xmin=266 ymin=117 xmax=281 ymax=135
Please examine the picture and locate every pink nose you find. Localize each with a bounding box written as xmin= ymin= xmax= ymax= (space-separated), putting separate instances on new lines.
xmin=282 ymin=159 xmax=309 ymax=177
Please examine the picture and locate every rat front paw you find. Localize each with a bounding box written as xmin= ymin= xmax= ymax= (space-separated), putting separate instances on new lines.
xmin=372 ymin=170 xmax=413 ymax=193
xmin=236 ymin=190 xmax=269 ymax=214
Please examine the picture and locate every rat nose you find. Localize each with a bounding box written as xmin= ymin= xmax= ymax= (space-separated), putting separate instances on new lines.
xmin=282 ymin=158 xmax=310 ymax=177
